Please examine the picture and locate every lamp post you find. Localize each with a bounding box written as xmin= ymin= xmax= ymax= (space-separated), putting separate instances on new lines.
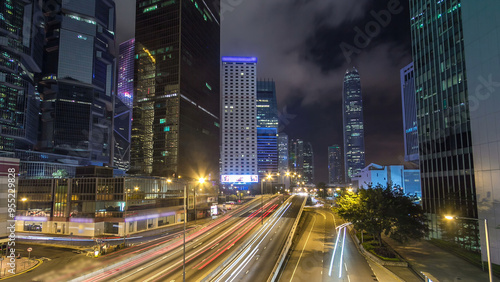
xmin=266 ymin=174 xmax=273 ymax=194
xmin=445 ymin=216 xmax=492 ymax=282
xmin=196 ymin=178 xmax=205 ymax=222
xmin=183 ymin=183 xmax=187 ymax=282
xmin=260 ymin=178 xmax=265 ymax=225
xmin=123 ymin=189 xmax=129 ymax=247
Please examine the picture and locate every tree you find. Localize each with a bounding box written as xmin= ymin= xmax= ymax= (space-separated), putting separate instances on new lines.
xmin=52 ymin=169 xmax=68 ymax=178
xmin=334 ymin=183 xmax=429 ymax=246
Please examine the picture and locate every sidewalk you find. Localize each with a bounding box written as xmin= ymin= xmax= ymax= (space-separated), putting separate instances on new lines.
xmin=383 ymin=235 xmax=499 ymax=282
xmin=0 ymin=257 xmax=41 ymax=280
xmin=347 ymin=226 xmax=417 ymax=282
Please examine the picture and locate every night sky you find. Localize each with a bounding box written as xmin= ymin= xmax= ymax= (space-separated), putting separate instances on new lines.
xmin=115 ymin=0 xmax=413 ymax=183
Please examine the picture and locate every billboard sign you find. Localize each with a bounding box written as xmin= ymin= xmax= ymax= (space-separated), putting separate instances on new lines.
xmin=221 ymin=175 xmax=258 ymax=183
xmin=211 ymin=205 xmax=218 ymax=215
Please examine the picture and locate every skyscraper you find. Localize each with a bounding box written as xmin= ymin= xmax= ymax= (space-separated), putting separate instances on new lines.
xmin=303 ymin=142 xmax=314 ymax=184
xmin=462 ymin=0 xmax=500 ymax=264
xmin=410 ymin=0 xmax=478 ymax=248
xmin=220 ymin=57 xmax=258 ymax=187
xmin=256 ymin=80 xmax=278 ymax=178
xmin=401 ymin=62 xmax=419 ymax=165
xmin=328 ymin=145 xmax=342 ymax=184
xmin=342 ymin=67 xmax=365 ymax=182
xmin=278 ymin=133 xmax=289 ymax=174
xmin=131 ymin=1 xmax=220 ymax=179
xmin=114 ymin=38 xmax=135 ymax=172
xmin=38 ymin=0 xmax=116 ymax=165
xmin=289 ymin=139 xmax=304 ymax=178
xmin=256 ymin=80 xmax=278 ymax=128
xmin=0 ymin=0 xmax=44 ymax=152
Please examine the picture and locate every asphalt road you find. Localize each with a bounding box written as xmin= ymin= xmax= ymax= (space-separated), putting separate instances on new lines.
xmin=68 ymin=195 xmax=285 ymax=282
xmin=211 ymin=195 xmax=306 ymax=282
xmin=280 ymin=205 xmax=377 ymax=282
xmin=6 ymin=196 xmax=274 ymax=282
xmin=1 ymin=244 xmax=94 ymax=281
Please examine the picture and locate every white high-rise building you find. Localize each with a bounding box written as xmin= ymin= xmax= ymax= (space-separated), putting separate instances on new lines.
xmin=220 ymin=57 xmax=258 ymax=186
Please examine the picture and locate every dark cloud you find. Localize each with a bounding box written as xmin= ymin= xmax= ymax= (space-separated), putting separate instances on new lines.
xmin=221 ymin=0 xmax=412 ymax=182
xmin=115 ymin=0 xmax=136 ymax=46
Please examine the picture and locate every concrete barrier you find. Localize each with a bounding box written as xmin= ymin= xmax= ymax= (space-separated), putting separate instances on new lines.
xmin=347 ymin=226 xmax=407 ymax=267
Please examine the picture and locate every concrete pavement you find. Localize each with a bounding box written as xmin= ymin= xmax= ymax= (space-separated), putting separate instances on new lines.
xmin=383 ymin=235 xmax=500 ymax=282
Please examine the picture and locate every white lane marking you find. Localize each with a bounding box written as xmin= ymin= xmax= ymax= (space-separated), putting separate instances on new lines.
xmin=290 ymin=215 xmax=317 ymax=282
xmin=227 ymin=248 xmax=259 ymax=282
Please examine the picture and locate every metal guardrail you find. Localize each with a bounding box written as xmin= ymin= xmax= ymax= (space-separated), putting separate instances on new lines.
xmin=267 ymin=196 xmax=307 ymax=282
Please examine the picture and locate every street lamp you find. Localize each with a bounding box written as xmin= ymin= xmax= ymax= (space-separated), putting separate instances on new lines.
xmin=266 ymin=174 xmax=273 ymax=194
xmin=183 ymin=183 xmax=187 ymax=282
xmin=260 ymin=179 xmax=266 ymax=225
xmin=445 ymin=216 xmax=492 ymax=282
xmin=195 ymin=178 xmax=205 ymax=222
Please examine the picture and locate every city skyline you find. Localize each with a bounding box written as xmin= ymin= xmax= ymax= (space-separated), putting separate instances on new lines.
xmin=3 ymin=1 xmax=500 ymax=281
xmin=114 ymin=0 xmax=413 ymax=183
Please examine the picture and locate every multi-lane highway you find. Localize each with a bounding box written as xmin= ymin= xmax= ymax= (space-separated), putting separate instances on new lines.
xmin=280 ymin=206 xmax=378 ymax=282
xmin=209 ymin=195 xmax=306 ymax=282
xmin=66 ymin=195 xmax=284 ymax=282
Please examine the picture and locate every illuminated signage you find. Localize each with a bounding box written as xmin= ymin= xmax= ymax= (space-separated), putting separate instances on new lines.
xmin=221 ymin=56 xmax=258 ymax=63
xmin=211 ymin=205 xmax=218 ymax=216
xmin=221 ymin=175 xmax=258 ymax=183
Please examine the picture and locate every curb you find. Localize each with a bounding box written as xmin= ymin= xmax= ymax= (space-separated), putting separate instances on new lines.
xmin=0 ymin=259 xmax=43 ymax=281
xmin=346 ymin=227 xmax=409 ymax=282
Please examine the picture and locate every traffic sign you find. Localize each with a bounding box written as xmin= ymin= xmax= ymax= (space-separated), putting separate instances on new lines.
xmin=27 ymin=248 xmax=32 ymax=252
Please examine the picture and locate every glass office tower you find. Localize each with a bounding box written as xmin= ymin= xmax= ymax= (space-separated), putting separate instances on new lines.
xmin=132 ymin=0 xmax=220 ymax=179
xmin=278 ymin=133 xmax=289 ymax=174
xmin=38 ymin=0 xmax=116 ymax=165
xmin=328 ymin=145 xmax=342 ymax=184
xmin=303 ymin=142 xmax=314 ymax=184
xmin=462 ymin=0 xmax=500 ymax=262
xmin=256 ymin=80 xmax=278 ymax=178
xmin=0 ymin=0 xmax=43 ymax=152
xmin=410 ymin=0 xmax=478 ymax=249
xmin=401 ymin=62 xmax=419 ymax=165
xmin=114 ymin=38 xmax=135 ymax=172
xmin=342 ymin=67 xmax=365 ymax=183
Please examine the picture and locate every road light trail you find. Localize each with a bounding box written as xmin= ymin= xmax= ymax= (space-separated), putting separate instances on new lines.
xmin=339 ymin=226 xmax=347 ymax=278
xmin=213 ymin=199 xmax=294 ymax=282
xmin=76 ymin=197 xmax=280 ymax=282
xmin=329 ymin=225 xmax=341 ymax=276
xmin=144 ymin=203 xmax=280 ymax=282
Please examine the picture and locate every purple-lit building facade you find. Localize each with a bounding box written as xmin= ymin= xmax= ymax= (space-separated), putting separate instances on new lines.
xmin=113 ymin=39 xmax=135 ymax=172
xmin=117 ymin=38 xmax=135 ymax=108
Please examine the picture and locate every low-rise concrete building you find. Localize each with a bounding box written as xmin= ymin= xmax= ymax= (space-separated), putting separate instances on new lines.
xmin=352 ymin=163 xmax=421 ymax=196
